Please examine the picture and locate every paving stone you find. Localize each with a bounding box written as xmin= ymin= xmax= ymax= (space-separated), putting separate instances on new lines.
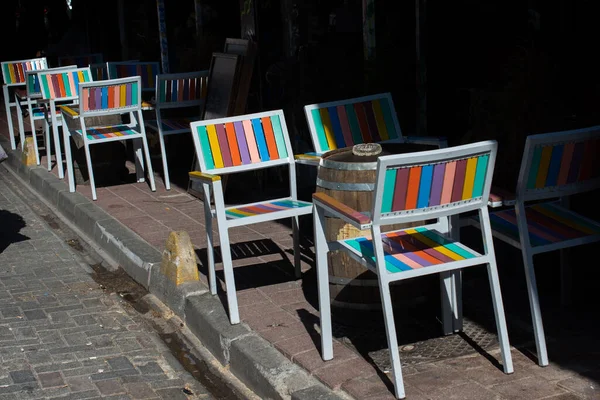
xmin=39 ymin=371 xmax=66 ymax=388
xmin=123 ymin=382 xmax=157 ymax=399
xmin=23 ymin=309 xmax=47 ymax=320
xmin=94 ymin=379 xmax=126 ymax=395
xmin=107 ymin=356 xmax=135 ymax=371
xmin=9 ymin=369 xmax=36 ymax=383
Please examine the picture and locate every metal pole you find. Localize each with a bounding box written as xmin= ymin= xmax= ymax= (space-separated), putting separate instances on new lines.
xmin=194 ymin=0 xmax=203 ymax=37
xmin=156 ymin=0 xmax=169 ymax=73
xmin=416 ymin=0 xmax=427 ymax=136
xmin=117 ymin=0 xmax=128 ymax=60
xmin=362 ymin=0 xmax=376 ymax=61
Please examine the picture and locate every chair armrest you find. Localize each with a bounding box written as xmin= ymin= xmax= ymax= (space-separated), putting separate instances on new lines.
xmin=312 ymin=192 xmax=372 ymax=230
xmin=59 ymin=105 xmax=79 ymax=119
xmin=188 ymin=171 xmax=221 ymax=184
xmin=294 ymin=152 xmax=321 ymax=166
xmin=404 ymin=136 xmax=448 ymax=148
xmin=488 ymin=186 xmax=516 ymax=208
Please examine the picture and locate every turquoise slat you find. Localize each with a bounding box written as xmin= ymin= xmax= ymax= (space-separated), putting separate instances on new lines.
xmin=381 ymin=169 xmax=397 ymax=213
xmin=472 ymin=154 xmax=489 ymax=197
xmin=270 ymin=115 xmax=288 ymax=158
xmin=197 ymin=126 xmax=215 ymax=170
xmin=414 ymin=228 xmax=476 ymax=259
xmin=527 ymin=146 xmax=543 ymax=189
xmin=311 ymin=109 xmax=329 ymax=151
xmin=417 ymin=164 xmax=434 ymax=208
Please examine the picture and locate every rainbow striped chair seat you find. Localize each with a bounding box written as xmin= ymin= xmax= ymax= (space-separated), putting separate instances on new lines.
xmin=1 ymin=57 xmax=48 ymax=150
xmin=189 ymin=110 xmax=312 ymax=325
xmin=59 ymin=76 xmax=156 ymax=200
xmin=145 ymin=71 xmax=208 ymax=190
xmin=297 ymin=93 xmax=447 ymax=165
xmin=468 ymin=126 xmax=600 ymax=368
xmin=106 ymin=61 xmax=160 ymax=97
xmin=37 ymin=66 xmax=93 ymax=179
xmin=313 ymin=141 xmax=513 ymax=399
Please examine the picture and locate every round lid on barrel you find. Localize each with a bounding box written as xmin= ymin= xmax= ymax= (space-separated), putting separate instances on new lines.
xmin=321 ymin=142 xmax=437 ymax=169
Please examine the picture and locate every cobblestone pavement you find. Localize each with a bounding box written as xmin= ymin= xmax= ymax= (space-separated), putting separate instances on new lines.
xmin=0 ymin=166 xmax=232 ymax=400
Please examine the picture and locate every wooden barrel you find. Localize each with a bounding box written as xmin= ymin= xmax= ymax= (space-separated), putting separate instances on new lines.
xmin=316 ymin=143 xmax=436 ymax=311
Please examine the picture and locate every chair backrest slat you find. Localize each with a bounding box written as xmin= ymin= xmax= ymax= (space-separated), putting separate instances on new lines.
xmin=372 ymin=141 xmax=497 ymax=225
xmin=517 ymin=126 xmax=600 ymax=201
xmin=304 ymin=93 xmax=401 ymax=153
xmin=26 ymin=65 xmax=77 ymax=97
xmin=37 ymin=67 xmax=93 ymax=101
xmin=78 ymin=76 xmax=141 ymax=116
xmin=191 ymin=110 xmax=292 ymax=174
xmin=155 ymin=71 xmax=208 ymax=109
xmin=1 ymin=58 xmax=48 ymax=86
xmin=106 ymin=61 xmax=160 ymax=92
xmin=58 ymin=53 xmax=103 ymax=67
xmin=89 ymin=63 xmax=108 ymax=80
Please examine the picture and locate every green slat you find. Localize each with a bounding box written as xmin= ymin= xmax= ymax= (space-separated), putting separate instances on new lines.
xmin=197 ymin=125 xmax=214 ymax=169
xmin=527 ymin=147 xmax=543 ymax=189
xmin=414 ymin=228 xmax=475 ymax=259
xmin=131 ymin=81 xmax=138 ymax=105
xmin=311 ymin=109 xmax=329 ymax=151
xmin=270 ymin=115 xmax=288 ymax=158
xmin=159 ymin=81 xmax=166 ymax=103
xmin=2 ymin=64 xmax=9 ymax=84
xmin=345 ymin=104 xmax=364 ymax=144
xmin=472 ymin=154 xmax=489 ymax=197
xmin=380 ymin=98 xmax=398 ymax=139
xmin=381 ymin=169 xmax=397 ymax=213
xmin=345 ymin=239 xmax=403 ymax=273
xmin=82 ymin=69 xmax=90 ymax=82
xmin=40 ymin=75 xmax=51 ymax=100
xmin=62 ymin=73 xmax=72 ymax=97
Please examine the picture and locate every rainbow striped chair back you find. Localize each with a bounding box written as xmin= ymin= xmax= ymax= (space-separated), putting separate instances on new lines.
xmin=36 ymin=66 xmax=93 ymax=179
xmin=1 ymin=57 xmax=48 ymax=150
xmin=312 ymin=141 xmax=514 ymax=399
xmin=145 ymin=71 xmax=208 ymax=190
xmin=188 ymin=110 xmax=313 ymax=325
xmin=106 ymin=61 xmax=160 ymax=94
xmin=468 ymin=126 xmax=600 ymax=369
xmin=298 ymin=93 xmax=447 ymax=166
xmin=59 ymin=76 xmax=156 ymax=200
xmin=58 ymin=53 xmax=103 ymax=67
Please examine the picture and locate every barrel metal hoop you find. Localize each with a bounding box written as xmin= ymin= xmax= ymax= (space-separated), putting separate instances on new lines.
xmin=317 ymin=178 xmax=375 ymax=191
xmin=320 ymin=158 xmax=378 ymax=170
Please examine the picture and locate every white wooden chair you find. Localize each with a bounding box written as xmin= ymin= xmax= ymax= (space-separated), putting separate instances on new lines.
xmin=19 ymin=65 xmax=77 ymax=168
xmin=189 ymin=110 xmax=313 ymax=324
xmin=313 ymin=140 xmax=513 ymax=399
xmin=59 ymin=76 xmax=156 ymax=200
xmin=1 ymin=57 xmax=47 ymax=150
xmin=145 ymin=70 xmax=208 ymax=190
xmin=467 ymin=126 xmax=600 ymax=367
xmin=37 ymin=67 xmax=94 ymax=179
xmin=297 ymin=93 xmax=447 ymax=166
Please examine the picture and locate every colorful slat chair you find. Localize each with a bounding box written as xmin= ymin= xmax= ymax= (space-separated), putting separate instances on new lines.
xmin=58 ymin=53 xmax=104 ymax=67
xmin=1 ymin=57 xmax=48 ymax=150
xmin=106 ymin=61 xmax=160 ymax=101
xmin=145 ymin=71 xmax=208 ymax=190
xmin=298 ymin=93 xmax=447 ymax=165
xmin=60 ymin=76 xmax=157 ymax=200
xmin=19 ymin=65 xmax=77 ymax=167
xmin=467 ymin=126 xmax=600 ymax=367
xmin=37 ymin=67 xmax=93 ymax=179
xmin=313 ymin=141 xmax=513 ymax=399
xmin=189 ymin=110 xmax=313 ymax=325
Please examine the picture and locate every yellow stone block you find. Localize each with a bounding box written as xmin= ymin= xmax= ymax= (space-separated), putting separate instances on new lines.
xmin=160 ymin=231 xmax=199 ymax=285
xmin=21 ymin=137 xmax=37 ymax=166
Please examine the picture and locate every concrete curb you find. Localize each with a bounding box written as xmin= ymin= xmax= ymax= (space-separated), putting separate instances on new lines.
xmin=0 ymin=137 xmax=349 ymax=400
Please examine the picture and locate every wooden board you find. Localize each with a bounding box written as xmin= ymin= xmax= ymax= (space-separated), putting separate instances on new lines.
xmin=201 ymin=53 xmax=241 ymax=121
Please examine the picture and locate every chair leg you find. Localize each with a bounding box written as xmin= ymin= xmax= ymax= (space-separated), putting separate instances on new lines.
xmin=486 ymin=259 xmax=514 ymax=374
xmin=15 ymin=98 xmax=25 ymax=150
xmin=217 ymin=227 xmax=240 ymax=324
xmin=158 ymin=132 xmax=171 ymax=190
xmin=28 ymin=108 xmax=41 ymax=166
xmin=51 ymin=113 xmax=64 ymax=179
xmin=84 ymin=143 xmax=98 ymax=200
xmin=522 ymin=250 xmax=549 ymax=366
xmin=140 ymin=136 xmax=156 ymax=192
xmin=133 ymin=139 xmax=145 ymax=183
xmin=292 ymin=215 xmax=301 ymax=278
xmin=379 ymin=280 xmax=406 ymax=399
xmin=63 ymin=129 xmax=76 ymax=193
xmin=314 ymin=207 xmax=333 ymax=360
xmin=203 ymin=183 xmax=217 ymax=295
xmin=3 ymin=86 xmax=16 ymax=150
xmin=45 ymin=120 xmax=53 ymax=171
